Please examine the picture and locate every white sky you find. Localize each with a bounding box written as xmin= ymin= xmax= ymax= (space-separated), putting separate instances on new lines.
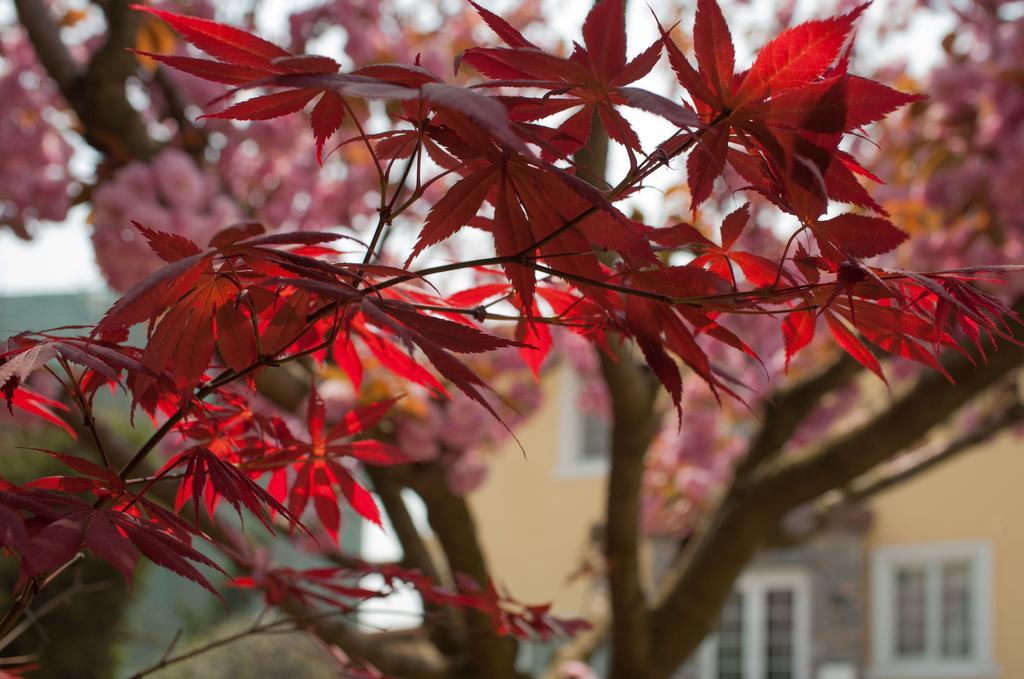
xmin=0 ymin=210 xmax=105 ymax=295
xmin=357 ymin=489 xmax=431 ymax=631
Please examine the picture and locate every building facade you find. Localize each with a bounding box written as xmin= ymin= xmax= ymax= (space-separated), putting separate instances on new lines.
xmin=470 ymin=366 xmax=1024 ymax=679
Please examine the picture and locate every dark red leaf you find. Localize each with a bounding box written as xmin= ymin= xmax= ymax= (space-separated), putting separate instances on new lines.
xmin=811 ymin=213 xmax=908 ymax=261
xmin=469 ymin=1 xmax=535 ymax=48
xmin=202 ymin=89 xmax=318 ymax=121
xmin=129 ymin=51 xmax=269 ymax=85
xmin=693 ymin=0 xmax=735 ymax=99
xmin=582 ymin=0 xmax=627 ymax=83
xmin=410 ymin=165 xmax=499 ymax=261
xmin=327 ymin=399 xmax=398 ymax=441
xmin=618 ymin=87 xmax=702 ymax=129
xmin=782 ymin=309 xmax=816 ymax=369
xmin=825 ymin=312 xmax=885 ymax=382
xmin=131 ymin=6 xmax=290 ymax=68
xmin=310 ymin=90 xmax=346 ymax=165
xmin=734 ymin=4 xmax=867 ymax=107
xmin=687 ymin=124 xmax=729 ymax=210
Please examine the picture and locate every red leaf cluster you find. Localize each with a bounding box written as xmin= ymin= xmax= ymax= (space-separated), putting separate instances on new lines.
xmin=0 ymin=0 xmax=1019 ymax=656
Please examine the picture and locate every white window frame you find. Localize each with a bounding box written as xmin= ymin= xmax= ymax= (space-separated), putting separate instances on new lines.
xmin=693 ymin=570 xmax=812 ymax=679
xmin=555 ymin=366 xmax=610 ymax=478
xmin=870 ymin=540 xmax=998 ymax=678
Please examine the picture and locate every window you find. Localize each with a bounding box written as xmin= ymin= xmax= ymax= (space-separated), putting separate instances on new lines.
xmin=556 ymin=367 xmax=610 ymax=477
xmin=691 ymin=571 xmax=811 ymax=679
xmin=716 ymin=591 xmax=745 ymax=679
xmin=871 ymin=541 xmax=996 ymax=678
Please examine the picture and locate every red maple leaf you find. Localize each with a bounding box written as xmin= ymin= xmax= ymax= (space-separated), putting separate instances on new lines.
xmin=156 ymin=446 xmax=306 ymax=534
xmin=263 ymin=385 xmax=402 ymax=542
xmin=0 ymin=490 xmax=224 ymax=593
xmin=661 ymin=0 xmax=920 ymax=219
xmin=461 ymin=0 xmax=678 ymax=160
xmin=652 ymin=203 xmax=779 ymax=287
xmin=130 ymin=6 xmax=345 ymax=163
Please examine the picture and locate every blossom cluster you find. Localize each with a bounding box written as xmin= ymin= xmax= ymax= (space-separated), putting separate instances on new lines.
xmin=878 ymin=0 xmax=1024 ymax=290
xmin=392 ymin=348 xmax=543 ymax=495
xmin=91 ymin=148 xmax=239 ymax=290
xmin=0 ymin=31 xmax=74 ymax=239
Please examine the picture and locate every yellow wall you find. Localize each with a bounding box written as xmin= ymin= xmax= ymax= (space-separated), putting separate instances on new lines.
xmin=469 ymin=367 xmax=608 ymax=616
xmin=866 ymin=430 xmax=1024 ymax=678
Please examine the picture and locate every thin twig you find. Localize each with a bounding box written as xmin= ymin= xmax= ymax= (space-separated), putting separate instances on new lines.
xmin=0 ymin=574 xmax=110 ymax=649
xmin=127 ymin=610 xmax=351 ymax=679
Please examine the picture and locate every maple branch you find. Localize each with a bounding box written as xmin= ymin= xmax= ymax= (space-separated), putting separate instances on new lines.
xmin=844 ymin=398 xmax=1024 ymax=502
xmin=0 ymin=592 xmax=33 ymax=647
xmin=116 ymin=408 xmax=187 ymax=480
xmin=735 ymin=353 xmax=861 ymax=477
xmin=365 ymin=131 xmax=422 ymax=264
xmin=408 ymin=303 xmax=591 ymax=327
xmin=524 ymin=206 xmax=599 ymax=256
xmin=771 ymin=395 xmax=1024 ymax=547
xmin=13 ymin=0 xmax=79 ymax=92
xmin=127 ymin=610 xmax=353 ymax=679
xmin=343 ymin=98 xmax=385 ymax=183
xmin=0 ymin=553 xmax=84 ymax=647
xmin=118 ymin=325 xmax=332 ymax=481
xmin=769 ymin=224 xmax=810 ymax=290
xmin=333 ymin=243 xmax=931 ymax=342
xmin=530 ymin=263 xmax=672 ymax=304
xmin=753 ymin=329 xmax=1024 ymax=509
xmin=62 ymin=363 xmax=112 ymax=469
xmin=0 ymin=575 xmax=111 ymax=650
xmin=361 ymin=256 xmax=513 ymax=296
xmin=42 ymin=360 xmax=115 ymax=470
xmin=66 ymin=414 xmax=135 ymax=472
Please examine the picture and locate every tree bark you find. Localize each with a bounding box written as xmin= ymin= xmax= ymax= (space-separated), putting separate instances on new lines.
xmin=406 ymin=463 xmax=525 ymax=679
xmin=15 ymin=0 xmax=158 ymax=161
xmin=600 ymin=344 xmax=661 ymax=679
